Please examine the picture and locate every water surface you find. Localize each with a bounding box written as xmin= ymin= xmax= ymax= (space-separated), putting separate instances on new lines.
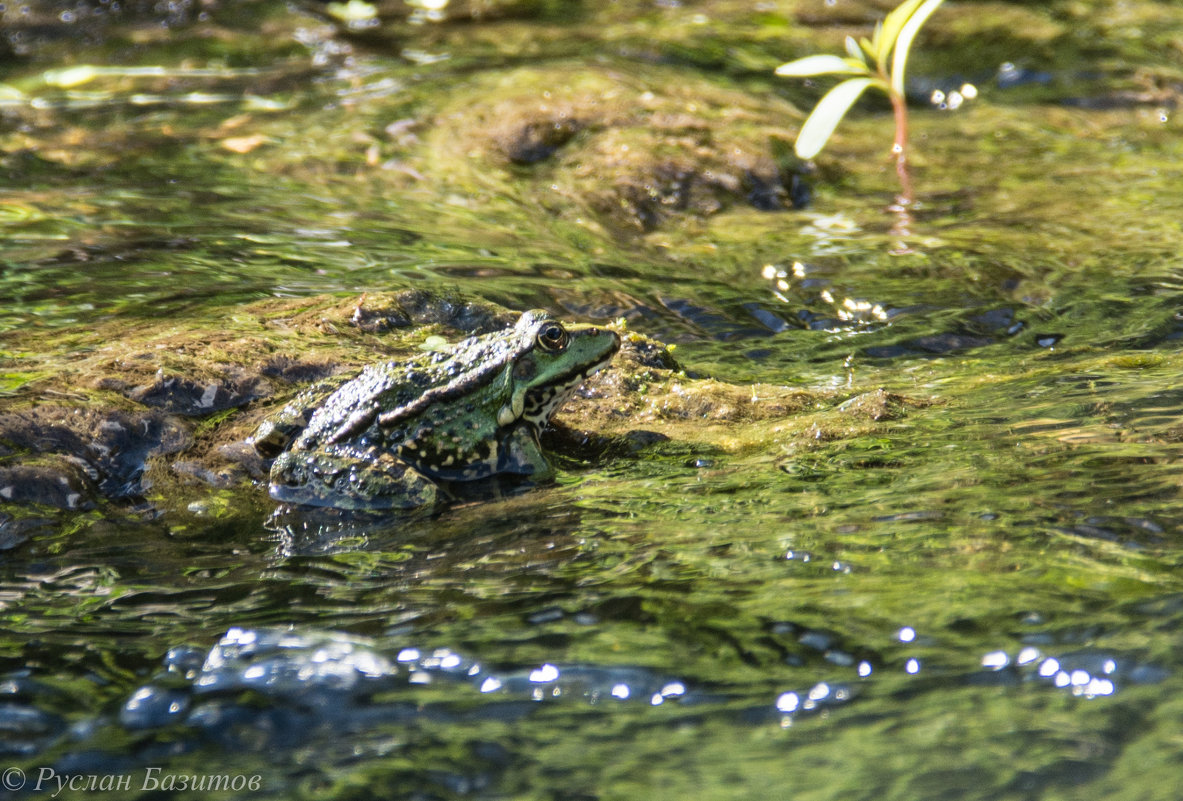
xmin=2 ymin=1 xmax=1183 ymax=798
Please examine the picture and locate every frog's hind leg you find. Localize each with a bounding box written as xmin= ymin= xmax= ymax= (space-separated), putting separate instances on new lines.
xmin=269 ymin=451 xmax=438 ymax=511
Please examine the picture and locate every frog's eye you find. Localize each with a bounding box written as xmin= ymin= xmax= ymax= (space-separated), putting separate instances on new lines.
xmin=536 ymin=323 xmax=569 ymax=352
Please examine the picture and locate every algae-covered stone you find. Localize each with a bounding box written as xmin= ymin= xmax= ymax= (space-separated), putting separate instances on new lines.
xmin=0 ymin=288 xmax=924 ymax=521
xmin=422 ymin=64 xmax=811 ymax=236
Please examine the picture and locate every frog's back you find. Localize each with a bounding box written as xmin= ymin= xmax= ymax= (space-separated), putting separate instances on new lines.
xmin=298 ymin=332 xmax=517 ymax=448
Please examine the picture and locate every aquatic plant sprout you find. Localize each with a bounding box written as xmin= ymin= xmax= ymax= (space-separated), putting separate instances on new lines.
xmin=775 ymin=0 xmax=947 ymax=201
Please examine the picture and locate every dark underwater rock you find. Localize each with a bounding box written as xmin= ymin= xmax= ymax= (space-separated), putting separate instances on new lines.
xmin=0 ymin=406 xmax=190 ymax=504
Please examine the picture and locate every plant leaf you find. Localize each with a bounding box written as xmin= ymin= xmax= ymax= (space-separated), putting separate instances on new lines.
xmin=794 ymin=77 xmax=875 ymax=159
xmin=860 ymin=35 xmax=876 ymax=61
xmin=891 ymin=0 xmax=945 ymax=96
xmin=878 ymin=0 xmax=927 ymax=65
xmin=844 ymin=36 xmax=865 ymax=64
xmin=775 ymin=54 xmax=869 ymax=78
xmin=864 ymin=20 xmax=882 ymax=62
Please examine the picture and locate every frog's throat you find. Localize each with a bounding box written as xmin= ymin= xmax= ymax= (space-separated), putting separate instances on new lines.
xmin=506 ymin=348 xmax=618 ymax=429
xmin=497 ymin=351 xmax=599 ymax=428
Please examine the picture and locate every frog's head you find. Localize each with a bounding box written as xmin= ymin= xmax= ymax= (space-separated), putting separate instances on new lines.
xmin=497 ymin=310 xmax=620 ymax=429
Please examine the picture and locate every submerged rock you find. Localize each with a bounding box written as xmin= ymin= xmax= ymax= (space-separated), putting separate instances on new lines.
xmin=0 ymin=406 xmax=190 ymax=506
xmin=0 ymin=459 xmax=97 ymax=510
xmin=424 ymin=65 xmax=811 ymax=236
xmin=119 ymin=370 xmax=272 ymax=416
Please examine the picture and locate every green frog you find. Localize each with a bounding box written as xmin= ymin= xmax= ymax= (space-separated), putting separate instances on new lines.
xmin=250 ymin=310 xmax=620 ymax=510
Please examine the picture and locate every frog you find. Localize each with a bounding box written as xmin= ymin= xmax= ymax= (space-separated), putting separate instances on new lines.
xmin=250 ymin=310 xmax=620 ymax=510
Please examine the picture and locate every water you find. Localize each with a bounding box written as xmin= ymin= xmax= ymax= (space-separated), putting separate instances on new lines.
xmin=3 ymin=1 xmax=1183 ymax=798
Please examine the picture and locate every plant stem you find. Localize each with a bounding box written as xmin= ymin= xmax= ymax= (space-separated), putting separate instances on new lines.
xmin=889 ymin=89 xmax=914 ymax=205
xmin=887 ymin=87 xmax=914 ymax=253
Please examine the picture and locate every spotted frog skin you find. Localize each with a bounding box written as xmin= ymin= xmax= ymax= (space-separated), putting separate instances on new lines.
xmin=251 ymin=310 xmax=620 ymax=510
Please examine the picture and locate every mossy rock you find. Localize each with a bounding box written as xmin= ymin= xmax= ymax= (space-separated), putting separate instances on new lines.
xmin=1 ymin=289 xmax=928 ymax=519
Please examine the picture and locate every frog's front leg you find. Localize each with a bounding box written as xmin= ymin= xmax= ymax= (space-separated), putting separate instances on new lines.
xmin=497 ymin=424 xmax=554 ymax=481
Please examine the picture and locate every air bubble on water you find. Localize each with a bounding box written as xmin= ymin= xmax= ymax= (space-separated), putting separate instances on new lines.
xmin=529 ymin=663 xmax=560 ymax=683
xmin=981 ymin=651 xmax=1010 ymax=670
xmin=1017 ymin=647 xmax=1041 ymax=665
xmin=776 ymin=692 xmax=800 ymax=712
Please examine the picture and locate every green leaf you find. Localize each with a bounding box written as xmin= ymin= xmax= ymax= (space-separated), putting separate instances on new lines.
xmin=794 ymin=77 xmax=876 ymax=160
xmin=864 ymin=20 xmax=882 ymax=63
xmin=891 ymin=0 xmax=945 ymax=96
xmin=844 ymin=36 xmax=866 ymax=65
xmin=878 ymin=0 xmax=927 ymax=65
xmin=859 ymin=35 xmax=876 ymax=62
xmin=775 ymin=54 xmax=868 ymax=78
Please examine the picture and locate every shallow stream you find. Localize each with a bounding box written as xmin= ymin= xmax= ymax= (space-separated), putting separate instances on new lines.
xmin=2 ymin=1 xmax=1183 ymax=798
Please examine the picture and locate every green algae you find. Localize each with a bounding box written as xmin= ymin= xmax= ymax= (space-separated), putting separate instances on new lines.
xmin=2 ymin=1 xmax=1183 ymax=799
